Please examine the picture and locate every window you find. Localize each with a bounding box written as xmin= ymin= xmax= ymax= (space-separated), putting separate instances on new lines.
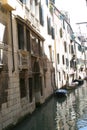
xmin=47 ymin=17 xmax=51 ymax=35
xmin=46 ymin=0 xmax=48 ymax=6
xmin=19 ymin=0 xmax=26 ymax=4
xmin=62 ymin=55 xmax=65 ymax=64
xmin=63 ymin=71 xmax=66 ymax=79
xmin=51 ymin=27 xmax=55 ymax=39
xmin=19 ymin=71 xmax=26 ymax=98
xmin=31 ymin=33 xmax=39 ymax=55
xmin=60 ymin=28 xmax=63 ymax=38
xmin=36 ymin=38 xmax=39 ymax=54
xmin=66 ymin=58 xmax=69 ymax=67
xmin=71 ymin=45 xmax=74 ymax=54
xmin=39 ymin=4 xmax=44 ymax=26
xmin=0 ymin=23 xmax=7 ymax=66
xmin=0 ymin=23 xmax=7 ymax=43
xmin=20 ymin=78 xmax=26 ymax=98
xmin=78 ymin=45 xmax=82 ymax=52
xmin=63 ymin=20 xmax=65 ymax=29
xmin=57 ymin=53 xmax=59 ymax=64
xmin=64 ymin=42 xmax=67 ymax=52
xmin=0 ymin=23 xmax=6 ymax=65
xmin=69 ymin=44 xmax=71 ymax=53
xmin=30 ymin=33 xmax=35 ymax=54
xmin=35 ymin=0 xmax=40 ymax=5
xmin=28 ymin=78 xmax=33 ymax=102
xmin=70 ymin=58 xmax=76 ymax=68
xmin=17 ymin=23 xmax=24 ymax=50
xmin=26 ymin=29 xmax=31 ymax=51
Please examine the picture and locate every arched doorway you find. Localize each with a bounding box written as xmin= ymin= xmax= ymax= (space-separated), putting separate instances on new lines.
xmin=33 ymin=60 xmax=43 ymax=104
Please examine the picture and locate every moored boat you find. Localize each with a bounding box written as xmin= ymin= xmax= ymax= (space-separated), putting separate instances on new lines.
xmin=66 ymin=81 xmax=78 ymax=90
xmin=54 ymin=89 xmax=68 ymax=97
xmin=73 ymin=79 xmax=84 ymax=86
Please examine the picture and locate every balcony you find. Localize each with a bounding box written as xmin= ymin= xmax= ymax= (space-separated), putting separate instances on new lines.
xmin=18 ymin=50 xmax=29 ymax=70
xmin=2 ymin=0 xmax=15 ymax=11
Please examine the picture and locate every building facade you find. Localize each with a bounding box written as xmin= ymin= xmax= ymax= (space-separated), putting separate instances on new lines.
xmin=53 ymin=7 xmax=77 ymax=88
xmin=0 ymin=0 xmax=84 ymax=129
xmin=0 ymin=0 xmax=55 ymax=129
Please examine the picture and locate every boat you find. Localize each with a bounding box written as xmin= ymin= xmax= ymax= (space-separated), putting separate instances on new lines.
xmin=72 ymin=79 xmax=84 ymax=86
xmin=66 ymin=82 xmax=78 ymax=90
xmin=54 ymin=89 xmax=68 ymax=97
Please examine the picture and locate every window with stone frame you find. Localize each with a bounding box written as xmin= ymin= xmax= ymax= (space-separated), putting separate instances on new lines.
xmin=39 ymin=4 xmax=44 ymax=26
xmin=17 ymin=22 xmax=25 ymax=50
xmin=19 ymin=0 xmax=26 ymax=4
xmin=63 ymin=20 xmax=65 ymax=29
xmin=26 ymin=28 xmax=31 ymax=51
xmin=47 ymin=16 xmax=51 ymax=35
xmin=19 ymin=71 xmax=27 ymax=98
xmin=64 ymin=41 xmax=67 ymax=52
xmin=28 ymin=77 xmax=33 ymax=103
xmin=46 ymin=0 xmax=48 ymax=6
xmin=57 ymin=53 xmax=60 ymax=64
xmin=59 ymin=28 xmax=63 ymax=38
xmin=31 ymin=33 xmax=38 ymax=55
xmin=39 ymin=40 xmax=43 ymax=56
xmin=30 ymin=33 xmax=43 ymax=56
xmin=0 ymin=23 xmax=7 ymax=66
xmin=51 ymin=27 xmax=55 ymax=39
xmin=71 ymin=45 xmax=74 ymax=54
xmin=66 ymin=58 xmax=69 ymax=67
xmin=62 ymin=55 xmax=65 ymax=64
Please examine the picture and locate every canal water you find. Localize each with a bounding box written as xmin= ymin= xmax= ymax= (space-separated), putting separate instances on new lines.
xmin=12 ymin=81 xmax=87 ymax=130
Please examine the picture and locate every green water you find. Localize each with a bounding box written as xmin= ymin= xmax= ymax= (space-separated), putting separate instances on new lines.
xmin=13 ymin=81 xmax=87 ymax=130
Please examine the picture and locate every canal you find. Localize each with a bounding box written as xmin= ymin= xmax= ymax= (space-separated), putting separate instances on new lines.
xmin=12 ymin=81 xmax=87 ymax=130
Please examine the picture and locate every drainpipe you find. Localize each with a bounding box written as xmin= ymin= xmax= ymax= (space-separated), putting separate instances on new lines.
xmin=10 ymin=12 xmax=15 ymax=73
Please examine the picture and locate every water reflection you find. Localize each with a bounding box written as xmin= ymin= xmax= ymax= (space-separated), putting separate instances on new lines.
xmin=13 ymin=82 xmax=87 ymax=130
xmin=55 ymin=82 xmax=87 ymax=130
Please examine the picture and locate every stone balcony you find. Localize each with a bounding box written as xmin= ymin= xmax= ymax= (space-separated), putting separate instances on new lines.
xmin=18 ymin=50 xmax=29 ymax=70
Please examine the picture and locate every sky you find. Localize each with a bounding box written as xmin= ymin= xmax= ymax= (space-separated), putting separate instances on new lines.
xmin=55 ymin=0 xmax=87 ymax=33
